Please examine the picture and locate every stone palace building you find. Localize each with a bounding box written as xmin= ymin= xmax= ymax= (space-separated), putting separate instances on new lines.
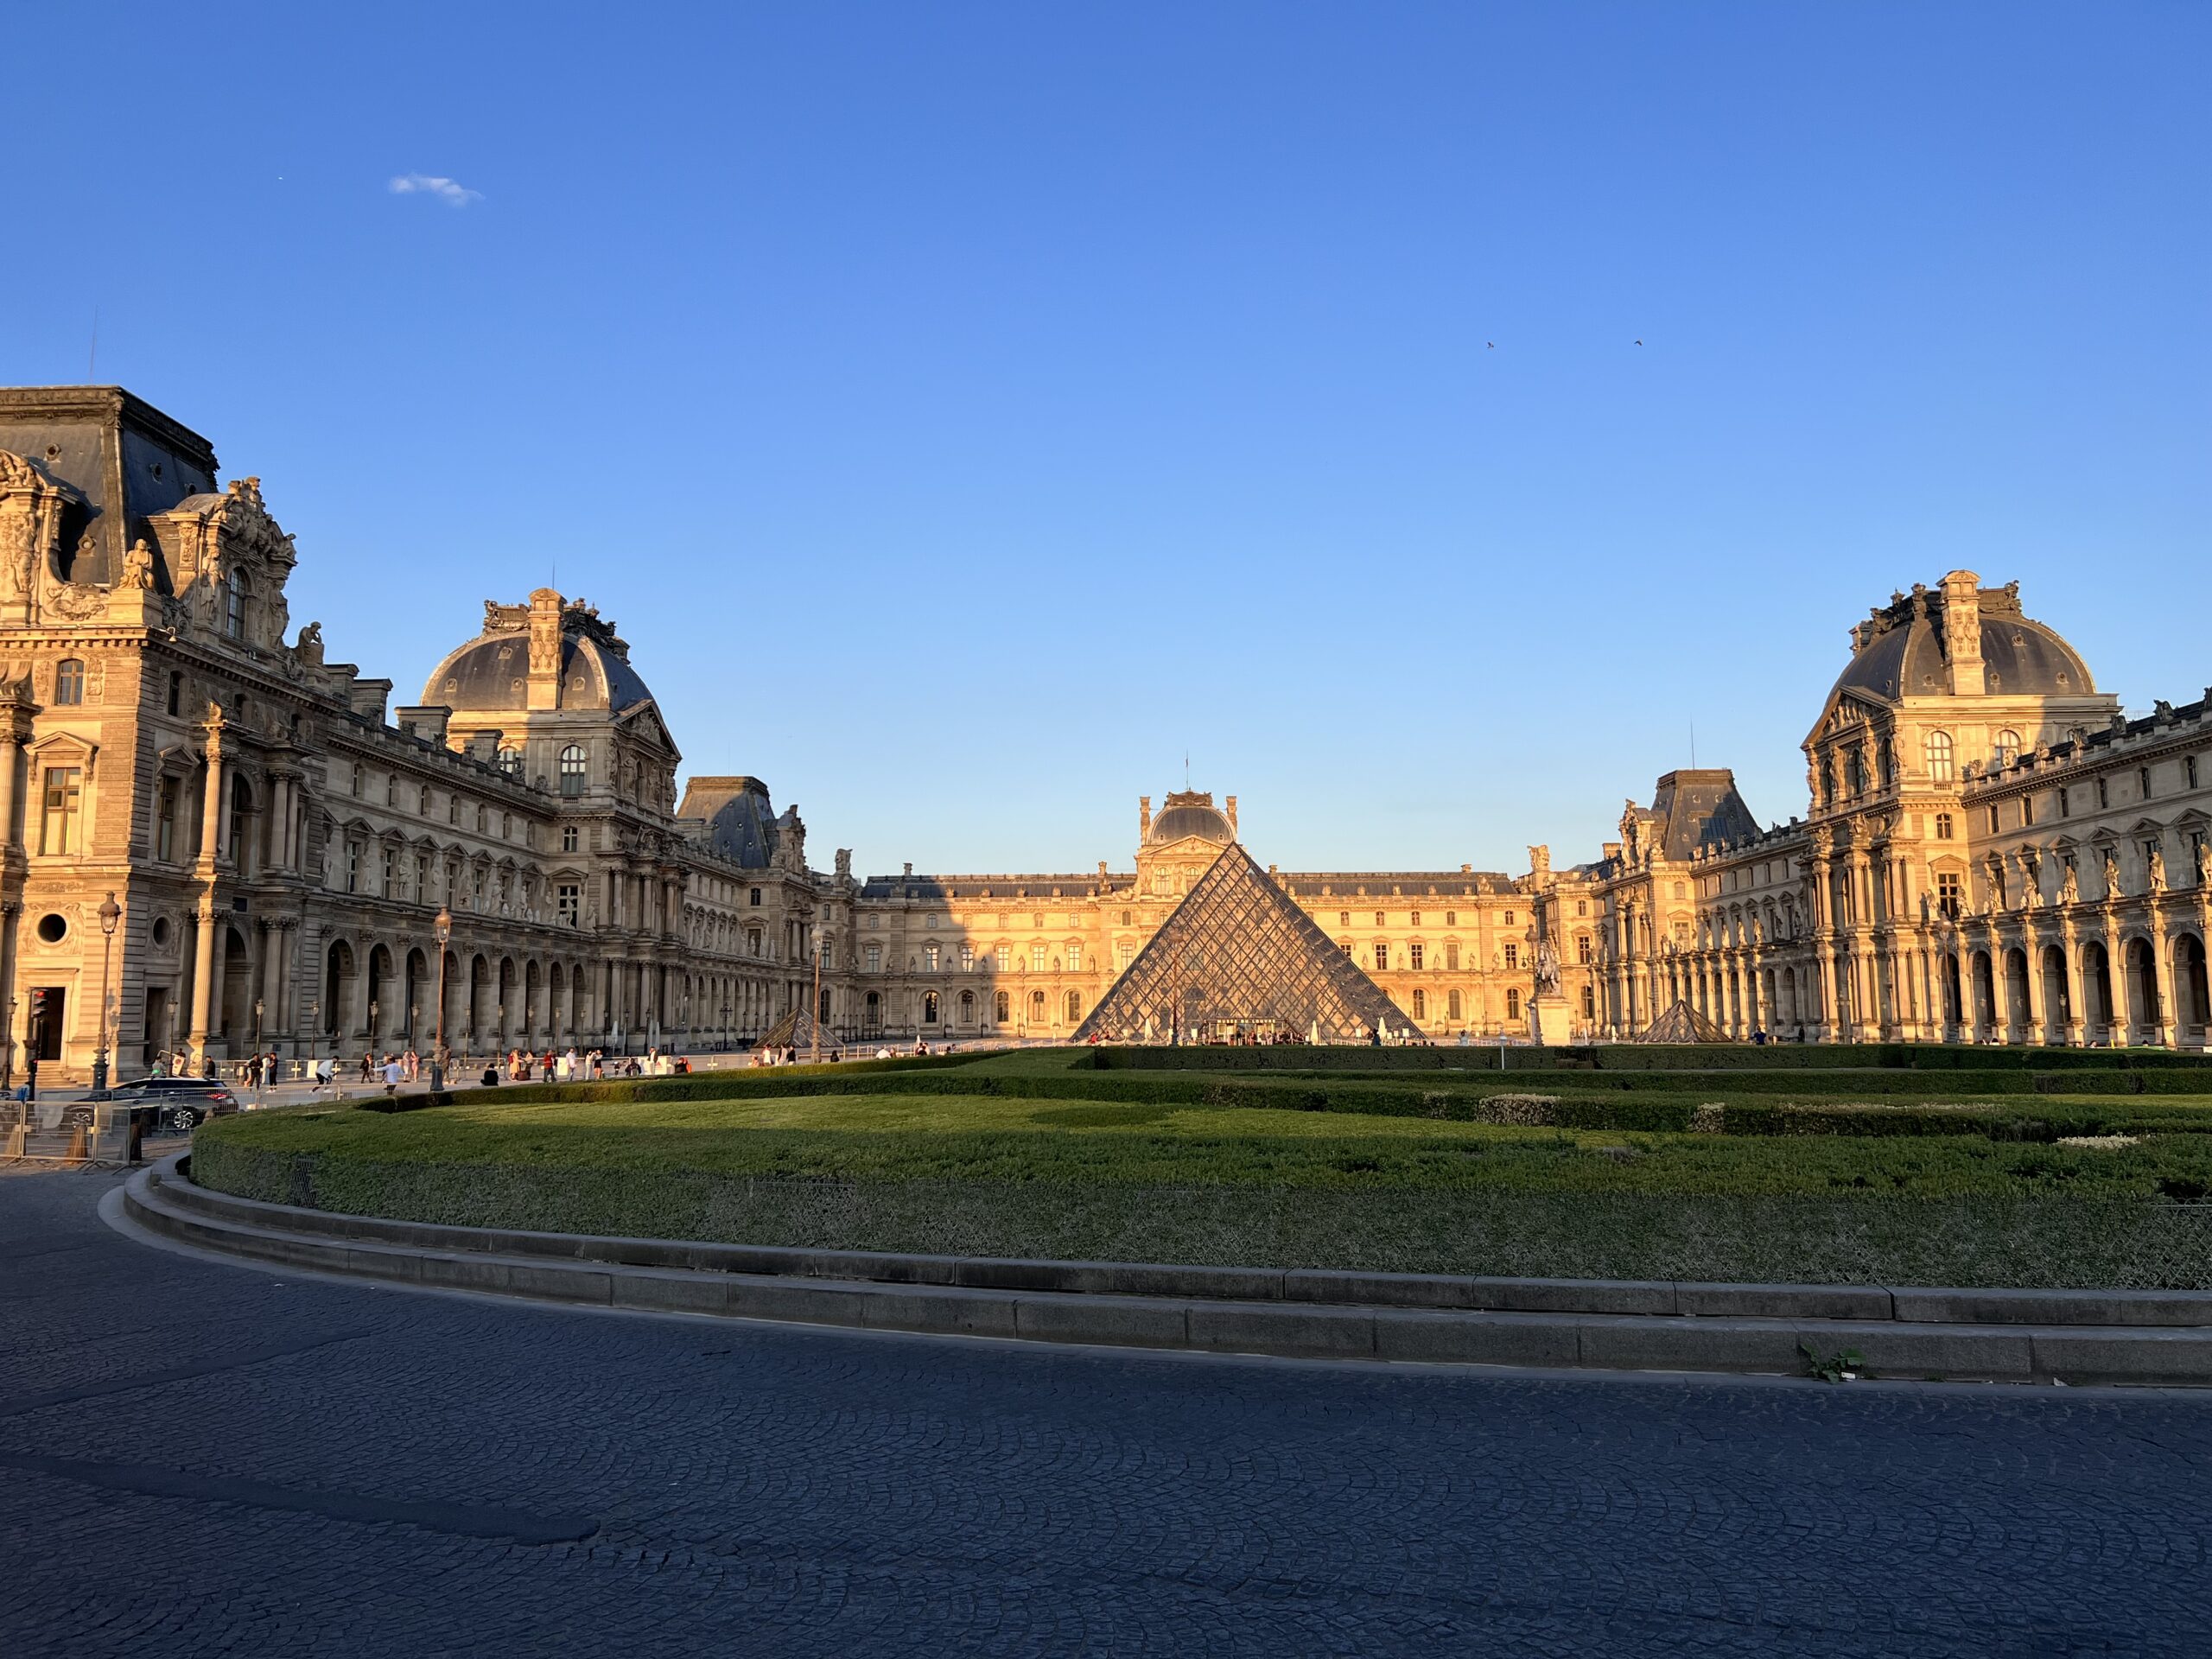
xmin=0 ymin=385 xmax=2204 ymax=1080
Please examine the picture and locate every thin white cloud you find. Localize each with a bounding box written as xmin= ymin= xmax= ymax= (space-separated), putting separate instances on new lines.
xmin=389 ymin=173 xmax=481 ymax=207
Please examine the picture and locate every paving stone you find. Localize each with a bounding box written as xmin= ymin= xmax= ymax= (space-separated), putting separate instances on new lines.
xmin=9 ymin=1165 xmax=2212 ymax=1659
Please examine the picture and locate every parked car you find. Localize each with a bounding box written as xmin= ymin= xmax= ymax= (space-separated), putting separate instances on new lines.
xmin=67 ymin=1076 xmax=239 ymax=1133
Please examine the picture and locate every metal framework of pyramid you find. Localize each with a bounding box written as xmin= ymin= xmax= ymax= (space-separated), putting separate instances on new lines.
xmin=757 ymin=1004 xmax=826 ymax=1052
xmin=1634 ymin=998 xmax=1730 ymax=1044
xmin=1073 ymin=844 xmax=1419 ymax=1043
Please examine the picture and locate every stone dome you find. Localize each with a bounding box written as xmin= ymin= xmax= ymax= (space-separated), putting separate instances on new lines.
xmin=423 ymin=623 xmax=655 ymax=715
xmin=1828 ymin=578 xmax=2095 ymax=704
xmin=1147 ymin=791 xmax=1233 ymax=845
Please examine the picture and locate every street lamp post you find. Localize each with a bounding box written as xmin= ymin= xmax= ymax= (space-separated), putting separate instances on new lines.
xmin=810 ymin=925 xmax=823 ymax=1065
xmin=431 ymin=907 xmax=452 ymax=1093
xmin=721 ymin=1000 xmax=731 ymax=1054
xmin=93 ymin=892 xmax=121 ymax=1091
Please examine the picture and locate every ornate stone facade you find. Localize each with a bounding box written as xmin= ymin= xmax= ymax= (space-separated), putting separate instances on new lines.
xmin=0 ymin=388 xmax=833 ymax=1082
xmin=3 ymin=387 xmax=2200 ymax=1071
xmin=1594 ymin=573 xmax=2212 ymax=1049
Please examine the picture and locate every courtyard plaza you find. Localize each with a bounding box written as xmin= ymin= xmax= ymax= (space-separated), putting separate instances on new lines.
xmin=3 ymin=1156 xmax=2211 ymax=1656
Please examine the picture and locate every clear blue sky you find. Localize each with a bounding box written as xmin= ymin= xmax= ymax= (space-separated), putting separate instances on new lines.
xmin=7 ymin=3 xmax=2205 ymax=877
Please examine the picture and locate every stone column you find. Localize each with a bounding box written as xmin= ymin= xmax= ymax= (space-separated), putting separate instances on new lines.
xmin=187 ymin=734 xmax=226 ymax=1065
xmin=2018 ymin=919 xmax=2045 ymax=1046
xmin=2151 ymin=905 xmax=2180 ymax=1049
xmin=257 ymin=922 xmax=283 ymax=1049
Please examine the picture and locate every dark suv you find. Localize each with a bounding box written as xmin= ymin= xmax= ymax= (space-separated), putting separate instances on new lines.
xmin=67 ymin=1077 xmax=239 ymax=1134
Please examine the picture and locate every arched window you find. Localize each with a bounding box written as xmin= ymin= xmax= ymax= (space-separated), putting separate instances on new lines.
xmin=1412 ymin=989 xmax=1427 ymax=1020
xmin=498 ymin=747 xmax=523 ymax=779
xmin=1446 ymin=988 xmax=1462 ymax=1020
xmin=225 ymin=572 xmax=248 ymax=640
xmin=1065 ymin=989 xmax=1081 ymax=1023
xmin=558 ymin=745 xmax=587 ymax=798
xmin=53 ymin=659 xmax=85 ymax=705
xmin=994 ymin=990 xmax=1009 ymax=1023
xmin=1925 ymin=731 xmax=1955 ymax=784
xmin=922 ymin=991 xmax=939 ymax=1024
xmin=1028 ymin=989 xmax=1046 ymax=1023
xmin=959 ymin=989 xmax=976 ymax=1021
xmin=1993 ymin=729 xmax=2021 ymax=768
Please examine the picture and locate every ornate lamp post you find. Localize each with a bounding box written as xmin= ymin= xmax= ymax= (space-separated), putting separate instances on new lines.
xmin=810 ymin=924 xmax=823 ymax=1065
xmin=721 ymin=999 xmax=731 ymax=1053
xmin=430 ymin=907 xmax=452 ymax=1092
xmin=93 ymin=891 xmax=121 ymax=1091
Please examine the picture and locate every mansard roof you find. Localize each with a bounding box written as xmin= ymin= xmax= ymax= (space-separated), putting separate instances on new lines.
xmin=1828 ymin=578 xmax=2094 ymax=704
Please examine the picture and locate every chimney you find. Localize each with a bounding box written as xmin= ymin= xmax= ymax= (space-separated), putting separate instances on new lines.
xmin=1225 ymin=795 xmax=1238 ymax=836
xmin=394 ymin=704 xmax=451 ymax=746
xmin=346 ymin=677 xmax=392 ymax=725
xmin=467 ymin=729 xmax=502 ymax=766
xmin=527 ymin=588 xmax=563 ymax=709
xmin=1939 ymin=569 xmax=1986 ymax=696
xmin=1138 ymin=795 xmax=1152 ymax=839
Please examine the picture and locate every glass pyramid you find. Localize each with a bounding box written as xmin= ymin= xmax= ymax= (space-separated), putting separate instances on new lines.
xmin=1074 ymin=844 xmax=1420 ymax=1043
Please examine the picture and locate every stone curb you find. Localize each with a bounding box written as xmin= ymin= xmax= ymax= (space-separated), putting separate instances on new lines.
xmin=124 ymin=1158 xmax=2212 ymax=1386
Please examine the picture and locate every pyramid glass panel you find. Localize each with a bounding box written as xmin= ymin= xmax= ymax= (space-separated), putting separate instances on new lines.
xmin=1074 ymin=845 xmax=1419 ymax=1042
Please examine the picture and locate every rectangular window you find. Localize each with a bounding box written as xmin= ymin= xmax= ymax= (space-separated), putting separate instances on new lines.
xmin=1987 ymin=804 xmax=1999 ymax=834
xmin=381 ymin=847 xmax=397 ymax=898
xmin=1936 ymin=812 xmax=1954 ymax=841
xmin=750 ymin=928 xmax=765 ymax=958
xmin=1447 ymin=988 xmax=1462 ymax=1020
xmin=1503 ymin=943 xmax=1519 ymax=969
xmin=1067 ymin=943 xmax=1083 ymax=972
xmin=1031 ymin=944 xmax=1047 ymax=972
xmin=865 ymin=944 xmax=881 ymax=973
xmin=923 ymin=944 xmax=940 ymax=972
xmin=557 ymin=883 xmax=581 ymax=926
xmin=2059 ymin=788 xmax=2070 ymax=820
xmin=2097 ymin=778 xmax=2109 ymax=810
xmin=346 ymin=840 xmax=362 ymax=893
xmin=1374 ymin=942 xmax=1389 ymax=971
xmin=1412 ymin=989 xmax=1427 ymax=1019
xmin=1374 ymin=911 xmax=1386 ymax=927
xmin=749 ymin=887 xmax=762 ymax=907
xmin=1445 ymin=912 xmax=1457 ymax=926
xmin=1408 ymin=942 xmax=1424 ymax=969
xmin=1445 ymin=942 xmax=1459 ymax=970
xmin=1936 ymin=872 xmax=1963 ymax=920
xmin=156 ymin=779 xmax=177 ymax=862
xmin=995 ymin=944 xmax=1012 ymax=971
xmin=1117 ymin=944 xmax=1134 ymax=969
xmin=960 ymin=944 xmax=975 ymax=971
xmin=2021 ymin=795 xmax=2034 ymax=827
xmin=39 ymin=766 xmax=81 ymax=855
xmin=2140 ymin=766 xmax=2153 ymax=801
xmin=2188 ymin=756 xmax=2201 ymax=791
xmin=1578 ymin=936 xmax=1594 ymax=964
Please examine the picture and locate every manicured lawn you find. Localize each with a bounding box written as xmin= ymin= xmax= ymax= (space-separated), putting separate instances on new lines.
xmin=201 ymin=1091 xmax=2212 ymax=1199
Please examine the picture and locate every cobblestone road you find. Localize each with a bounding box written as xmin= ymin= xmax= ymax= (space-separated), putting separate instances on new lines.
xmin=4 ymin=1166 xmax=2210 ymax=1656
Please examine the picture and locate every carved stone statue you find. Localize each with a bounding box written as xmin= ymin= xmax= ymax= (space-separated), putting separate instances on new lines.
xmin=1532 ymin=937 xmax=1561 ymax=995
xmin=2147 ymin=846 xmax=2166 ymax=893
xmin=295 ymin=621 xmax=325 ymax=667
xmin=121 ymin=538 xmax=158 ymax=589
xmin=2103 ymin=850 xmax=2124 ymax=901
xmin=2060 ymin=864 xmax=2079 ymax=906
xmin=2198 ymin=841 xmax=2212 ymax=892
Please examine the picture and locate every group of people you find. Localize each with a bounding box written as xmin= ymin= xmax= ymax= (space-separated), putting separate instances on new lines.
xmin=474 ymin=1047 xmax=694 ymax=1086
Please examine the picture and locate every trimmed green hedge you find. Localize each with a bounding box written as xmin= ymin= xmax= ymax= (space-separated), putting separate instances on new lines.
xmin=1090 ymin=1042 xmax=2212 ymax=1073
xmin=349 ymin=1062 xmax=2212 ymax=1142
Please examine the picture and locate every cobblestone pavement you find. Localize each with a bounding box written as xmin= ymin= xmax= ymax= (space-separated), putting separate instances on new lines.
xmin=4 ymin=1167 xmax=2210 ymax=1657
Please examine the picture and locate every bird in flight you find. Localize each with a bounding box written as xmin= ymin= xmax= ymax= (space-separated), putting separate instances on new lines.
xmin=1486 ymin=341 xmax=1496 ymax=349
xmin=1634 ymin=339 xmax=1643 ymax=346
